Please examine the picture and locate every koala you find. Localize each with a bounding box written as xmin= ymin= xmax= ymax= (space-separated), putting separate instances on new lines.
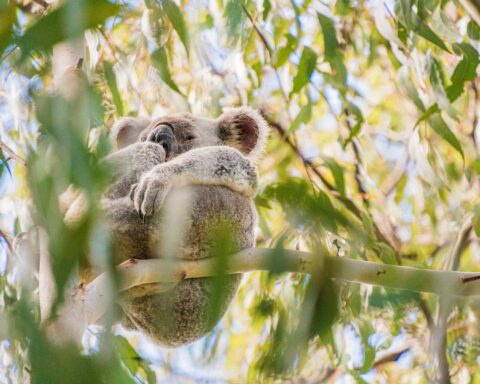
xmin=66 ymin=107 xmax=269 ymax=347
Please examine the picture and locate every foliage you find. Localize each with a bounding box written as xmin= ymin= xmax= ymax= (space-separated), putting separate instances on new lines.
xmin=0 ymin=0 xmax=479 ymax=382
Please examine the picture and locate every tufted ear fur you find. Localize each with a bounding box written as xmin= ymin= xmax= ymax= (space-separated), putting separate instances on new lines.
xmin=216 ymin=107 xmax=269 ymax=163
xmin=110 ymin=117 xmax=151 ymax=149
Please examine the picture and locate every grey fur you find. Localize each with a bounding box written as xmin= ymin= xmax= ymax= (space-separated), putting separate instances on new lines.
xmin=76 ymin=107 xmax=268 ymax=347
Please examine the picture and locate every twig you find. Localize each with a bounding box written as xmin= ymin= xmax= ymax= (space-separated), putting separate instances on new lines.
xmin=240 ymin=4 xmax=273 ymax=56
xmin=381 ymin=150 xmax=409 ymax=196
xmin=97 ymin=27 xmax=147 ymax=110
xmin=0 ymin=229 xmax=13 ymax=253
xmin=471 ymin=81 xmax=478 ymax=149
xmin=459 ymin=0 xmax=480 ymax=26
xmin=432 ymin=214 xmax=472 ymax=384
xmin=264 ymin=114 xmax=337 ymax=191
xmin=32 ymin=0 xmax=49 ymax=8
xmin=320 ymin=346 xmax=410 ymax=382
xmin=344 ymin=108 xmax=368 ymax=205
xmin=0 ymin=141 xmax=26 ymax=165
xmin=263 ymin=113 xmax=402 ymax=254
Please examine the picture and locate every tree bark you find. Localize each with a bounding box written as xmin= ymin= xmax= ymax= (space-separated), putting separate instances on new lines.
xmin=46 ymin=247 xmax=480 ymax=344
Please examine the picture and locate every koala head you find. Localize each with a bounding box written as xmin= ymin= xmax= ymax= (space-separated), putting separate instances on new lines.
xmin=110 ymin=107 xmax=269 ymax=163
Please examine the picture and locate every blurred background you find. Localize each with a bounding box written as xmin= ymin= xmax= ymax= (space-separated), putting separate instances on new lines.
xmin=0 ymin=0 xmax=480 ymax=382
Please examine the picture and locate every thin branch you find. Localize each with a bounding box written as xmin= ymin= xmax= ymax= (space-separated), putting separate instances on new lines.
xmin=320 ymin=346 xmax=410 ymax=382
xmin=0 ymin=141 xmax=26 ymax=165
xmin=263 ymin=113 xmax=400 ymax=253
xmin=0 ymin=229 xmax=13 ymax=253
xmin=344 ymin=108 xmax=369 ymax=205
xmin=459 ymin=0 xmax=480 ymax=26
xmin=97 ymin=27 xmax=147 ymax=110
xmin=471 ymin=81 xmax=479 ymax=149
xmin=240 ymin=4 xmax=273 ymax=56
xmin=381 ymin=150 xmax=409 ymax=196
xmin=32 ymin=0 xmax=49 ymax=8
xmin=432 ymin=214 xmax=472 ymax=384
xmin=264 ymin=114 xmax=337 ymax=192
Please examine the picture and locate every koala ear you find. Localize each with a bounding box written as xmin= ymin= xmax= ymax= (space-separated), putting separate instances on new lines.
xmin=110 ymin=117 xmax=151 ymax=149
xmin=217 ymin=107 xmax=269 ymax=162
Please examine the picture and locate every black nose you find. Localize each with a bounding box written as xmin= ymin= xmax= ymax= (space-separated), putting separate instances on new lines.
xmin=147 ymin=124 xmax=176 ymax=158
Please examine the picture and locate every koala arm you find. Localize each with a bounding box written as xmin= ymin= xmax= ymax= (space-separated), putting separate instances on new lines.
xmin=130 ymin=146 xmax=258 ymax=217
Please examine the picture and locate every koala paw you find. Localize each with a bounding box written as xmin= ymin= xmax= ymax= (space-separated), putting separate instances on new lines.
xmin=129 ymin=172 xmax=170 ymax=220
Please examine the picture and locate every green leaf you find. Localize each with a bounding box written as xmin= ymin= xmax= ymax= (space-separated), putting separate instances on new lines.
xmin=290 ymin=46 xmax=317 ymax=95
xmin=288 ymin=103 xmax=312 ymax=133
xmin=307 ymin=279 xmax=339 ymax=342
xmin=358 ymin=320 xmax=376 ymax=373
xmin=274 ymin=33 xmax=296 ymax=68
xmin=262 ymin=0 xmax=271 ymax=21
xmin=115 ymin=336 xmax=140 ymax=376
xmin=431 ymin=7 xmax=460 ymax=43
xmin=17 ymin=0 xmax=120 ymax=57
xmin=414 ymin=104 xmax=439 ymax=128
xmin=0 ymin=2 xmax=16 ymax=59
xmin=334 ymin=0 xmax=352 ymax=16
xmin=115 ymin=336 xmax=156 ymax=384
xmin=467 ymin=20 xmax=480 ymax=41
xmin=398 ymin=67 xmax=425 ymax=112
xmin=323 ymin=157 xmax=346 ymax=197
xmin=0 ymin=149 xmax=11 ymax=179
xmin=160 ymin=0 xmax=190 ymax=55
xmin=224 ymin=0 xmax=244 ymax=45
xmin=373 ymin=242 xmax=398 ymax=265
xmin=317 ymin=12 xmax=347 ymax=86
xmin=429 ymin=58 xmax=458 ymax=120
xmin=417 ymin=21 xmax=450 ymax=52
xmin=395 ymin=1 xmax=450 ymax=52
xmin=150 ymin=47 xmax=183 ymax=95
xmin=428 ymin=113 xmax=464 ymax=159
xmin=447 ymin=43 xmax=479 ymax=102
xmin=344 ymin=102 xmax=364 ymax=146
xmin=103 ymin=61 xmax=124 ymax=116
xmin=473 ymin=206 xmax=480 ymax=237
xmin=317 ymin=13 xmax=337 ymax=63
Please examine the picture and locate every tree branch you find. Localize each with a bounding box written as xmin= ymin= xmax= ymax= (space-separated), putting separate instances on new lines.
xmin=459 ymin=0 xmax=480 ymax=25
xmin=49 ymin=247 xmax=480 ymax=344
xmin=431 ymin=214 xmax=473 ymax=383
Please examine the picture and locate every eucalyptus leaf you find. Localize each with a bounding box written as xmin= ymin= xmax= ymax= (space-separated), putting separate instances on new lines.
xmin=428 ymin=113 xmax=464 ymax=159
xmin=17 ymin=0 xmax=120 ymax=57
xmin=151 ymin=47 xmax=183 ymax=95
xmin=224 ymin=0 xmax=244 ymax=45
xmin=103 ymin=61 xmax=124 ymax=116
xmin=447 ymin=43 xmax=479 ymax=102
xmin=288 ymin=103 xmax=312 ymax=133
xmin=290 ymin=47 xmax=317 ymax=95
xmin=160 ymin=0 xmax=190 ymax=55
xmin=0 ymin=2 xmax=16 ymax=59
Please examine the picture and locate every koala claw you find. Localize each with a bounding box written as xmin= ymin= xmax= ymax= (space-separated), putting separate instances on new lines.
xmin=130 ymin=173 xmax=170 ymax=218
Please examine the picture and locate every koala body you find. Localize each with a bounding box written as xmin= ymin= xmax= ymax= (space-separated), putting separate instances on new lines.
xmin=67 ymin=108 xmax=268 ymax=347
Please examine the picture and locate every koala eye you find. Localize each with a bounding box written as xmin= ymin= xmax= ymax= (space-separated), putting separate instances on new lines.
xmin=186 ymin=135 xmax=196 ymax=141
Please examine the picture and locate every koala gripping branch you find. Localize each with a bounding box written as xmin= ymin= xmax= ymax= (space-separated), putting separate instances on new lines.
xmin=49 ymin=247 xmax=480 ymax=344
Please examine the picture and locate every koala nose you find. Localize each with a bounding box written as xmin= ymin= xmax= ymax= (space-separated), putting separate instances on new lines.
xmin=147 ymin=124 xmax=176 ymax=158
